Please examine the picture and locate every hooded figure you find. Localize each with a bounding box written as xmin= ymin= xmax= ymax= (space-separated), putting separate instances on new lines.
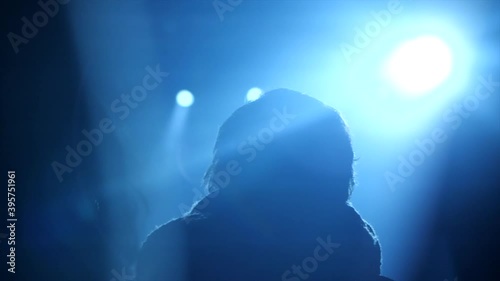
xmin=137 ymin=89 xmax=393 ymax=281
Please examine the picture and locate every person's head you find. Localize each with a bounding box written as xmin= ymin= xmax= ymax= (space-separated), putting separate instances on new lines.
xmin=203 ymin=89 xmax=355 ymax=204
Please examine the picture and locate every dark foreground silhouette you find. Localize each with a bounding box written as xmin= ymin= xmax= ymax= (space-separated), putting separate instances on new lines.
xmin=137 ymin=89 xmax=393 ymax=281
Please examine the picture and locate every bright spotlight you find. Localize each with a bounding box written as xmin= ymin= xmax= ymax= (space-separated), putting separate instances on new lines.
xmin=246 ymin=87 xmax=263 ymax=102
xmin=176 ymin=90 xmax=194 ymax=107
xmin=384 ymin=36 xmax=453 ymax=96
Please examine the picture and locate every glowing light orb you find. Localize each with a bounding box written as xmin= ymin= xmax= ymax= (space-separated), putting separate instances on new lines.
xmin=384 ymin=36 xmax=453 ymax=96
xmin=176 ymin=90 xmax=194 ymax=107
xmin=246 ymin=87 xmax=263 ymax=102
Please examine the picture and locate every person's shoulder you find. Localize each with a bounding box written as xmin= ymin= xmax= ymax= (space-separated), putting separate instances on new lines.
xmin=141 ymin=213 xmax=205 ymax=250
xmin=136 ymin=213 xmax=205 ymax=281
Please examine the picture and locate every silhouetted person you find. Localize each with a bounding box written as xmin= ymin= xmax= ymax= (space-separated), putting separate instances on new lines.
xmin=137 ymin=89 xmax=393 ymax=281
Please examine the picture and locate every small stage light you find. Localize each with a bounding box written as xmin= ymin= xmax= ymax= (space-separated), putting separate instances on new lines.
xmin=176 ymin=90 xmax=194 ymax=107
xmin=246 ymin=87 xmax=263 ymax=102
